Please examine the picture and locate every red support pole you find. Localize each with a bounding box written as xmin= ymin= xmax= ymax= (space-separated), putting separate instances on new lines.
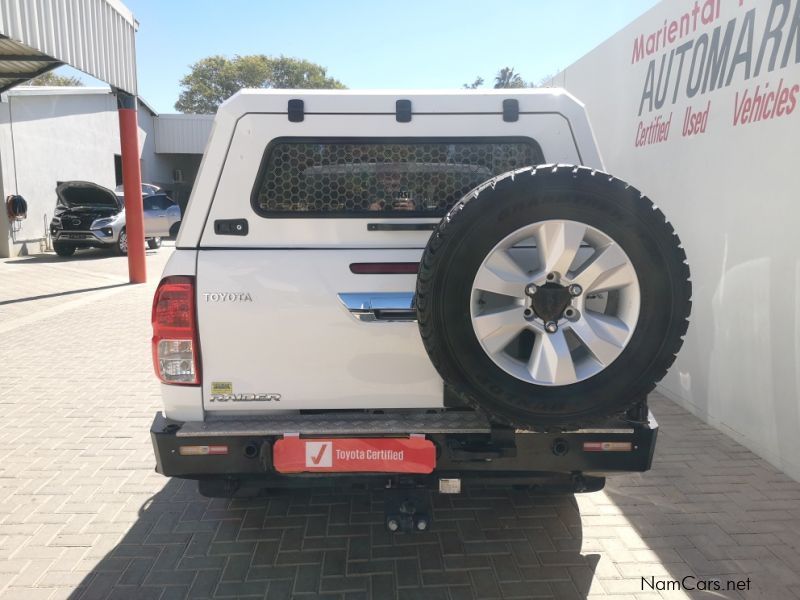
xmin=116 ymin=91 xmax=146 ymax=284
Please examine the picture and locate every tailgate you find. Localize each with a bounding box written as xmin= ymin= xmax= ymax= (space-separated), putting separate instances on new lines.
xmin=197 ymin=248 xmax=443 ymax=413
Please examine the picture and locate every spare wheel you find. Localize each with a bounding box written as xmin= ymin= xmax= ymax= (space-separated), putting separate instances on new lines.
xmin=416 ymin=165 xmax=691 ymax=430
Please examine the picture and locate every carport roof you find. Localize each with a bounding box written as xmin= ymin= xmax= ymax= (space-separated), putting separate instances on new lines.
xmin=0 ymin=0 xmax=137 ymax=94
xmin=0 ymin=36 xmax=61 ymax=92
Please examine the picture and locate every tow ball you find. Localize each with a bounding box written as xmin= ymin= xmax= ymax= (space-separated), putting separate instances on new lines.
xmin=384 ymin=488 xmax=431 ymax=533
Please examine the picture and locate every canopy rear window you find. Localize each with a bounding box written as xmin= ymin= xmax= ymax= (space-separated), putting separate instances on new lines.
xmin=252 ymin=138 xmax=543 ymax=218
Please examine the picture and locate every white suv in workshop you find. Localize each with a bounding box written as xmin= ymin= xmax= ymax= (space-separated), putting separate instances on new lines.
xmin=149 ymin=90 xmax=690 ymax=521
xmin=50 ymin=181 xmax=180 ymax=256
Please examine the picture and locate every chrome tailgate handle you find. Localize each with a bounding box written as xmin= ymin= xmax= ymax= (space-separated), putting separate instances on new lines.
xmin=338 ymin=292 xmax=416 ymax=322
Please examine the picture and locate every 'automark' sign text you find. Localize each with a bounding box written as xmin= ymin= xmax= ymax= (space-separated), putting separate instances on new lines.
xmin=632 ymin=0 xmax=799 ymax=146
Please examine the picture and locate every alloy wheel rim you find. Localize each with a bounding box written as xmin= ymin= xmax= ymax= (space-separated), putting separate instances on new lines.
xmin=119 ymin=232 xmax=128 ymax=253
xmin=469 ymin=219 xmax=640 ymax=386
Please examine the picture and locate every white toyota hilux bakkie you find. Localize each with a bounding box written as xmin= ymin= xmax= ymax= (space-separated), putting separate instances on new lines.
xmin=150 ymin=89 xmax=691 ymax=525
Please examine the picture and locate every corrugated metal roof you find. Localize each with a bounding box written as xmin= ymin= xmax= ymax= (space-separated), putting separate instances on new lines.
xmin=7 ymin=84 xmax=112 ymax=97
xmin=154 ymin=114 xmax=214 ymax=154
xmin=0 ymin=36 xmax=59 ymax=91
xmin=0 ymin=0 xmax=137 ymax=94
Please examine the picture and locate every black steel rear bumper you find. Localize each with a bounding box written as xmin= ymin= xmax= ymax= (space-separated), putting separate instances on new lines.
xmin=150 ymin=410 xmax=657 ymax=491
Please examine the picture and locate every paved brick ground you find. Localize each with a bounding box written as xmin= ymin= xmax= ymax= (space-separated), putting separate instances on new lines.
xmin=1 ymin=247 xmax=799 ymax=599
xmin=0 ymin=244 xmax=163 ymax=328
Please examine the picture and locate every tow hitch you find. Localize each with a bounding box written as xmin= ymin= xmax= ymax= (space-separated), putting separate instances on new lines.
xmin=384 ymin=486 xmax=431 ymax=533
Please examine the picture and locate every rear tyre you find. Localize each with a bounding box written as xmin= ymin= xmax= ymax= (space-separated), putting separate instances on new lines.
xmin=147 ymin=237 xmax=162 ymax=250
xmin=53 ymin=242 xmax=76 ymax=257
xmin=416 ymin=165 xmax=691 ymax=430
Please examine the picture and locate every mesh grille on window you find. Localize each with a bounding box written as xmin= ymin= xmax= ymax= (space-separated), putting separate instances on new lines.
xmin=253 ymin=139 xmax=542 ymax=216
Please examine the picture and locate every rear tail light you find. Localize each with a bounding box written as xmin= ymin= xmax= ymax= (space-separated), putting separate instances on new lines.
xmin=152 ymin=276 xmax=200 ymax=385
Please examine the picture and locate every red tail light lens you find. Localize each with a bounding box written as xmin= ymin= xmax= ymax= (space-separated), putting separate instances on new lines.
xmin=152 ymin=276 xmax=200 ymax=385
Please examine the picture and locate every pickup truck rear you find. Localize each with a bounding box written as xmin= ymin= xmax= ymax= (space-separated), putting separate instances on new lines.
xmin=149 ymin=90 xmax=690 ymax=525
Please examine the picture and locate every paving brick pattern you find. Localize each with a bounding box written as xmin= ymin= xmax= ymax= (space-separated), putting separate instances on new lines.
xmin=1 ymin=248 xmax=799 ymax=599
xmin=0 ymin=245 xmax=162 ymax=330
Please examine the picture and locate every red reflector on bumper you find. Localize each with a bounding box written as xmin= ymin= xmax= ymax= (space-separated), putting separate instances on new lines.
xmin=179 ymin=445 xmax=228 ymax=456
xmin=583 ymin=441 xmax=633 ymax=452
xmin=273 ymin=437 xmax=435 ymax=474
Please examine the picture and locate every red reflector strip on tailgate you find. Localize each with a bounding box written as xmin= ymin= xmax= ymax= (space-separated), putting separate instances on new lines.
xmin=273 ymin=437 xmax=435 ymax=473
xmin=583 ymin=441 xmax=633 ymax=452
xmin=349 ymin=262 xmax=419 ymax=274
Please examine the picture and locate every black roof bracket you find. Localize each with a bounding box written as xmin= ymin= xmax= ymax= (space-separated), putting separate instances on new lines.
xmin=502 ymin=98 xmax=519 ymax=122
xmin=396 ymin=99 xmax=412 ymax=123
xmin=288 ymin=99 xmax=304 ymax=122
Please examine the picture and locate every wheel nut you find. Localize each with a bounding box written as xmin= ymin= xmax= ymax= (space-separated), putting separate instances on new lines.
xmin=525 ymin=283 xmax=538 ymax=296
xmin=523 ymin=308 xmax=534 ymax=319
xmin=545 ymin=321 xmax=558 ymax=334
xmin=568 ymin=284 xmax=583 ymax=297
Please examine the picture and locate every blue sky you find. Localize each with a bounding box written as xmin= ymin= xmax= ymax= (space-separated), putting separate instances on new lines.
xmin=63 ymin=0 xmax=659 ymax=113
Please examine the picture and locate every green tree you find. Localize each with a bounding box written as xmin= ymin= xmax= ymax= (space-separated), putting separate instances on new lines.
xmin=29 ymin=70 xmax=83 ymax=86
xmin=534 ymin=73 xmax=557 ymax=87
xmin=463 ymin=67 xmax=537 ymax=89
xmin=494 ymin=67 xmax=526 ymax=88
xmin=175 ymin=55 xmax=345 ymax=113
xmin=463 ymin=76 xmax=484 ymax=89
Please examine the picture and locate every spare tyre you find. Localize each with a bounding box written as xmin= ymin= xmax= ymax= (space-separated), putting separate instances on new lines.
xmin=416 ymin=164 xmax=691 ymax=430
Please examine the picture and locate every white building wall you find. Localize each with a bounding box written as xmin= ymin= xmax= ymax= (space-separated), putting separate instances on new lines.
xmin=0 ymin=87 xmax=206 ymax=257
xmin=139 ymin=109 xmax=203 ymax=210
xmin=138 ymin=102 xmax=173 ymax=185
xmin=154 ymin=114 xmax=214 ymax=154
xmin=0 ymin=89 xmax=120 ymax=256
xmin=553 ymin=0 xmax=800 ymax=480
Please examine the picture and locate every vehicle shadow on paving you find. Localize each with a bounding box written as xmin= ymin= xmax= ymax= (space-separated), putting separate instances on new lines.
xmin=70 ymin=479 xmax=598 ymax=599
xmin=0 ymin=282 xmax=130 ymax=305
xmin=5 ymin=248 xmax=161 ymax=264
